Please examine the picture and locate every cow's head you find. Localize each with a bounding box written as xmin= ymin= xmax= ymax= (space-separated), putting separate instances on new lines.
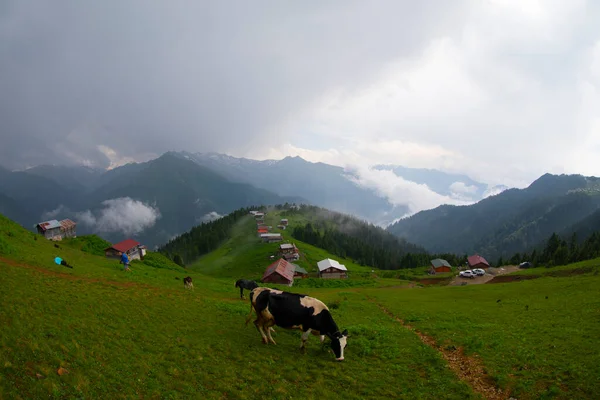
xmin=330 ymin=329 xmax=348 ymax=361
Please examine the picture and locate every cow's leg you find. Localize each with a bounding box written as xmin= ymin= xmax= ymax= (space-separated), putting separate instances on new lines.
xmin=300 ymin=328 xmax=312 ymax=350
xmin=266 ymin=322 xmax=277 ymax=345
xmin=254 ymin=320 xmax=269 ymax=344
xmin=240 ymin=287 xmax=244 ymax=299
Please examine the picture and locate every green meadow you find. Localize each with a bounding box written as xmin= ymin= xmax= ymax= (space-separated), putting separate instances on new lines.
xmin=2 ymin=212 xmax=599 ymax=399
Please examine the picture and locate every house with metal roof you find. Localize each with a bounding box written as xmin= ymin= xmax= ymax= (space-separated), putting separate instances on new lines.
xmin=104 ymin=239 xmax=146 ymax=261
xmin=260 ymin=233 xmax=283 ymax=243
xmin=36 ymin=218 xmax=77 ymax=241
xmin=293 ymin=264 xmax=308 ymax=279
xmin=317 ymin=258 xmax=348 ymax=279
xmin=430 ymin=258 xmax=452 ymax=273
xmin=262 ymin=258 xmax=295 ymax=286
xmin=468 ymin=254 xmax=490 ymax=269
xmin=36 ymin=220 xmax=62 ymax=240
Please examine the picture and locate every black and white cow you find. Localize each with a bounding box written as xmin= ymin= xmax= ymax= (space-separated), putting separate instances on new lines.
xmin=183 ymin=276 xmax=194 ymax=290
xmin=246 ymin=287 xmax=348 ymax=361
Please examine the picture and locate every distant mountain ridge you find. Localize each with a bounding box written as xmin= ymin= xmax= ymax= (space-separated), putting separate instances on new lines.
xmin=386 ymin=173 xmax=600 ymax=260
xmin=173 ymin=151 xmax=505 ymax=225
xmin=0 ymin=154 xmax=304 ymax=248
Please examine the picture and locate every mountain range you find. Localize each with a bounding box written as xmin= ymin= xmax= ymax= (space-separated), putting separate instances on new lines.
xmin=2 ymin=150 xmax=599 ymax=260
xmin=386 ymin=173 xmax=600 ymax=260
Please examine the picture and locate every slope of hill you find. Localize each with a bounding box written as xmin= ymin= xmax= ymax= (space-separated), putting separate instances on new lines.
xmin=2 ymin=211 xmax=599 ymax=399
xmin=161 ymin=208 xmax=378 ymax=280
xmin=387 ymin=173 xmax=600 ymax=259
xmin=22 ymin=164 xmax=104 ymax=191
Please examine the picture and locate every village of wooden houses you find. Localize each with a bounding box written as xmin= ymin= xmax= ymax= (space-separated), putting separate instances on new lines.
xmin=34 ymin=209 xmax=494 ymax=288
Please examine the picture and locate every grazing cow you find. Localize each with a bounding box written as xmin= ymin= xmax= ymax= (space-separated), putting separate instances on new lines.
xmin=245 ymin=287 xmax=348 ymax=361
xmin=183 ymin=276 xmax=194 ymax=290
xmin=235 ymin=279 xmax=258 ymax=299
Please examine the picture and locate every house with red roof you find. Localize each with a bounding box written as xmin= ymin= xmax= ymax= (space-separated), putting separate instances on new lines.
xmin=468 ymin=254 xmax=490 ymax=269
xmin=262 ymin=258 xmax=295 ymax=286
xmin=104 ymin=239 xmax=146 ymax=261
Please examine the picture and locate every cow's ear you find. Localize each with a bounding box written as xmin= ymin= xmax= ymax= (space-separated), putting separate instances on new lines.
xmin=342 ymin=329 xmax=348 ymax=336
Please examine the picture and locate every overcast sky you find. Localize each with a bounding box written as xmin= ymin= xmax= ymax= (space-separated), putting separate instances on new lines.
xmin=2 ymin=0 xmax=600 ymax=188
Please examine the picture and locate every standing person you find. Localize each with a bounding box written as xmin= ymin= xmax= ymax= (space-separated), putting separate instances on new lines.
xmin=120 ymin=251 xmax=131 ymax=272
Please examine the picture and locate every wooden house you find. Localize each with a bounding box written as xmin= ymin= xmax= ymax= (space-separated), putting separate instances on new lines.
xmin=293 ymin=264 xmax=308 ymax=279
xmin=430 ymin=258 xmax=452 ymax=273
xmin=59 ymin=219 xmax=77 ymax=239
xmin=317 ymin=258 xmax=348 ymax=279
xmin=104 ymin=239 xmax=146 ymax=261
xmin=36 ymin=218 xmax=77 ymax=241
xmin=36 ymin=220 xmax=62 ymax=241
xmin=262 ymin=258 xmax=295 ymax=286
xmin=279 ymin=243 xmax=299 ymax=261
xmin=280 ymin=218 xmax=289 ymax=226
xmin=468 ymin=254 xmax=490 ymax=269
xmin=260 ymin=233 xmax=283 ymax=243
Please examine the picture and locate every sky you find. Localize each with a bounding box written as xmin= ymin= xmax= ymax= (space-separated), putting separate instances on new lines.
xmin=2 ymin=0 xmax=600 ymax=191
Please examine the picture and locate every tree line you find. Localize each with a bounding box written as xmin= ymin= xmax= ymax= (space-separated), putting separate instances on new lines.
xmin=291 ymin=222 xmax=470 ymax=270
xmin=497 ymin=231 xmax=600 ymax=268
xmin=158 ymin=206 xmax=259 ymax=266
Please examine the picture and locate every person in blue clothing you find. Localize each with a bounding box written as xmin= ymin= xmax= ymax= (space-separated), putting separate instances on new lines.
xmin=120 ymin=251 xmax=131 ymax=271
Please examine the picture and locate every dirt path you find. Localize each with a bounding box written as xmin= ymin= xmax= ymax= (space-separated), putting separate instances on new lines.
xmin=370 ymin=299 xmax=511 ymax=400
xmin=448 ymin=266 xmax=520 ymax=286
xmin=0 ymin=256 xmax=154 ymax=289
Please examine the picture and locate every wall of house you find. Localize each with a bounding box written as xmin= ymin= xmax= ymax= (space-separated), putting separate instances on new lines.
xmin=263 ymin=274 xmax=293 ymax=286
xmin=434 ymin=266 xmax=451 ymax=273
xmin=44 ymin=228 xmax=62 ymax=241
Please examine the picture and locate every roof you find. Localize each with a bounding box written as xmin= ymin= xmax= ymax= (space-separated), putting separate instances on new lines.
xmin=107 ymin=239 xmax=141 ymax=253
xmin=279 ymin=243 xmax=296 ymax=250
xmin=431 ymin=258 xmax=451 ymax=268
xmin=294 ymin=264 xmax=308 ymax=274
xmin=468 ymin=254 xmax=490 ymax=267
xmin=262 ymin=258 xmax=295 ymax=282
xmin=317 ymin=258 xmax=347 ymax=272
xmin=60 ymin=219 xmax=76 ymax=230
xmin=37 ymin=220 xmax=61 ymax=231
xmin=260 ymin=233 xmax=282 ymax=238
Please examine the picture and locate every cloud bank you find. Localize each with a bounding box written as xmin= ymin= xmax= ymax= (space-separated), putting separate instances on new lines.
xmin=77 ymin=197 xmax=161 ymax=236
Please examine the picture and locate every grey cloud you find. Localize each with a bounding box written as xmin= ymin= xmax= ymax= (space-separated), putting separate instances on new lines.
xmin=76 ymin=197 xmax=161 ymax=236
xmin=201 ymin=211 xmax=224 ymax=223
xmin=0 ymin=0 xmax=468 ymax=169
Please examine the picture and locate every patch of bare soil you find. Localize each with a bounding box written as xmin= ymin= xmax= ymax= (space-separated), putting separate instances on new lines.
xmin=417 ymin=277 xmax=453 ymax=286
xmin=0 ymin=256 xmax=153 ymax=289
xmin=373 ymin=301 xmax=511 ymax=400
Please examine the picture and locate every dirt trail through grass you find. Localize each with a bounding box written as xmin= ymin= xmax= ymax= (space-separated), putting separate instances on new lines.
xmin=370 ymin=298 xmax=510 ymax=400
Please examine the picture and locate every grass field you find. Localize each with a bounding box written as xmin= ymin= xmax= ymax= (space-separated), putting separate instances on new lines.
xmin=2 ymin=212 xmax=600 ymax=399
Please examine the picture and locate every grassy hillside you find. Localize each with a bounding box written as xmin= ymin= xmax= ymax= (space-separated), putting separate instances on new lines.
xmin=2 ymin=212 xmax=599 ymax=399
xmin=189 ymin=211 xmax=375 ymax=279
xmin=366 ymin=262 xmax=600 ymax=399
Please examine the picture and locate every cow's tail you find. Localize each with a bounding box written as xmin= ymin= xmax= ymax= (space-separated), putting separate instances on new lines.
xmin=244 ymin=290 xmax=256 ymax=326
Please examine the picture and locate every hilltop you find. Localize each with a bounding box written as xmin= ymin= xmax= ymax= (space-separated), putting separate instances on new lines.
xmin=388 ymin=173 xmax=600 ymax=259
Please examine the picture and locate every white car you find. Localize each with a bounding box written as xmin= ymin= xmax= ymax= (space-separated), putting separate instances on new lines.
xmin=472 ymin=268 xmax=485 ymax=276
xmin=459 ymin=270 xmax=474 ymax=278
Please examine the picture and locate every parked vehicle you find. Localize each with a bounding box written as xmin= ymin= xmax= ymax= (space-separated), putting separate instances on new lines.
xmin=459 ymin=270 xmax=474 ymax=278
xmin=519 ymin=261 xmax=533 ymax=269
xmin=473 ymin=268 xmax=485 ymax=276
